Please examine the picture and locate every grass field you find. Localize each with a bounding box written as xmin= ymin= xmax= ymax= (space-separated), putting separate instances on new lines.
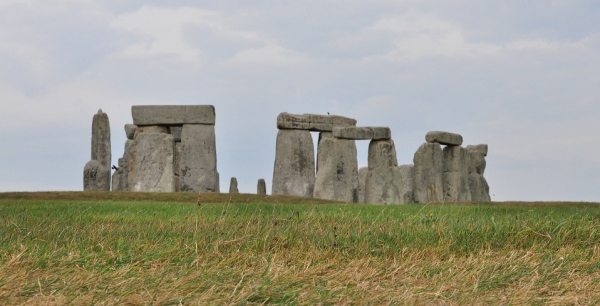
xmin=1 ymin=192 xmax=600 ymax=305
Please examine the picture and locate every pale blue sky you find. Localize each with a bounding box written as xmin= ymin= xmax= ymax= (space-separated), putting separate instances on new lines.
xmin=1 ymin=1 xmax=599 ymax=201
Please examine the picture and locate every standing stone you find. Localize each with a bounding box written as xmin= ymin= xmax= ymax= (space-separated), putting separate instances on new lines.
xmin=91 ymin=109 xmax=111 ymax=168
xmin=313 ymin=137 xmax=358 ymax=202
xmin=316 ymin=132 xmax=333 ymax=174
xmin=257 ymin=179 xmax=267 ymax=195
xmin=84 ymin=160 xmax=110 ymax=191
xmin=173 ymin=142 xmax=183 ymax=192
xmin=180 ymin=124 xmax=218 ymax=192
xmin=466 ymin=145 xmax=491 ymax=202
xmin=357 ymin=167 xmax=368 ymax=203
xmin=111 ymin=158 xmax=124 ymax=191
xmin=130 ymin=133 xmax=175 ymax=192
xmin=398 ymin=164 xmax=414 ymax=204
xmin=229 ymin=177 xmax=239 ymax=194
xmin=272 ymin=129 xmax=315 ymax=197
xmin=364 ymin=139 xmax=404 ymax=204
xmin=442 ymin=146 xmax=472 ymax=202
xmin=121 ymin=139 xmax=134 ymax=191
xmin=413 ymin=143 xmax=443 ymax=203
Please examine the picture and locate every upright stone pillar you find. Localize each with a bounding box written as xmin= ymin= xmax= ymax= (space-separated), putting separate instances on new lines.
xmin=466 ymin=144 xmax=491 ymax=202
xmin=442 ymin=146 xmax=471 ymax=202
xmin=272 ymin=129 xmax=315 ymax=197
xmin=413 ymin=143 xmax=443 ymax=203
xmin=84 ymin=109 xmax=111 ymax=191
xmin=398 ymin=164 xmax=414 ymax=204
xmin=257 ymin=179 xmax=267 ymax=195
xmin=180 ymin=124 xmax=218 ymax=192
xmin=365 ymin=139 xmax=404 ymax=204
xmin=229 ymin=177 xmax=239 ymax=193
xmin=357 ymin=167 xmax=368 ymax=203
xmin=130 ymin=131 xmax=175 ymax=192
xmin=313 ymin=137 xmax=358 ymax=202
xmin=111 ymin=158 xmax=124 ymax=191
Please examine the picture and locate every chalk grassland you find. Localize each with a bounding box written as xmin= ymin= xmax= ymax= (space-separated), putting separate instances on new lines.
xmin=1 ymin=193 xmax=600 ymax=305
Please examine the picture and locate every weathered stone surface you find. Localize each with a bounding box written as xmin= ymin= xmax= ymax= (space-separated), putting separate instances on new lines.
xmin=180 ymin=124 xmax=218 ymax=192
xmin=125 ymin=124 xmax=137 ymax=140
xmin=170 ymin=126 xmax=182 ymax=142
xmin=277 ymin=113 xmax=356 ymax=132
xmin=413 ymin=143 xmax=444 ymax=203
xmin=426 ymin=131 xmax=463 ymax=146
xmin=132 ymin=105 xmax=215 ymax=125
xmin=229 ymin=177 xmax=239 ymax=194
xmin=466 ymin=145 xmax=491 ymax=202
xmin=272 ymin=129 xmax=315 ymax=197
xmin=173 ymin=142 xmax=182 ymax=192
xmin=84 ymin=160 xmax=110 ymax=191
xmin=332 ymin=126 xmax=391 ymax=140
xmin=313 ymin=137 xmax=358 ymax=202
xmin=466 ymin=144 xmax=488 ymax=156
xmin=133 ymin=125 xmax=169 ymax=138
xmin=357 ymin=167 xmax=368 ymax=203
xmin=91 ymin=109 xmax=111 ymax=168
xmin=111 ymin=158 xmax=123 ymax=191
xmin=398 ymin=164 xmax=414 ymax=204
xmin=121 ymin=139 xmax=134 ymax=191
xmin=365 ymin=139 xmax=404 ymax=204
xmin=316 ymin=132 xmax=333 ymax=173
xmin=257 ymin=179 xmax=267 ymax=195
xmin=442 ymin=146 xmax=472 ymax=202
xmin=129 ymin=133 xmax=175 ymax=192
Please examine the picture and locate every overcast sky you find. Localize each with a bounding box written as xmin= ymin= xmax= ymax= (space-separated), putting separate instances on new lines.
xmin=1 ymin=1 xmax=599 ymax=201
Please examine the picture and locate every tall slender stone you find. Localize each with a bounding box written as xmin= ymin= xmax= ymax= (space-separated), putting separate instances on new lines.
xmin=466 ymin=145 xmax=491 ymax=202
xmin=91 ymin=109 xmax=111 ymax=168
xmin=229 ymin=177 xmax=239 ymax=194
xmin=357 ymin=167 xmax=368 ymax=203
xmin=257 ymin=179 xmax=267 ymax=195
xmin=173 ymin=142 xmax=183 ymax=192
xmin=130 ymin=133 xmax=175 ymax=192
xmin=442 ymin=146 xmax=471 ymax=202
xmin=180 ymin=124 xmax=218 ymax=192
xmin=272 ymin=129 xmax=315 ymax=197
xmin=313 ymin=137 xmax=358 ymax=202
xmin=413 ymin=143 xmax=443 ymax=203
xmin=365 ymin=139 xmax=404 ymax=204
xmin=398 ymin=164 xmax=414 ymax=204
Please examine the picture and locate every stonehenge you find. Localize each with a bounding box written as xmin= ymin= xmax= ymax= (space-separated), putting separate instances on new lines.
xmin=84 ymin=109 xmax=111 ymax=191
xmin=85 ymin=106 xmax=491 ymax=203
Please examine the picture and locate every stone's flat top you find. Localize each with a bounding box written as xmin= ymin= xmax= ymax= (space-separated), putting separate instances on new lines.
xmin=132 ymin=105 xmax=215 ymax=125
xmin=466 ymin=144 xmax=488 ymax=156
xmin=333 ymin=126 xmax=391 ymax=140
xmin=425 ymin=131 xmax=463 ymax=146
xmin=277 ymin=112 xmax=356 ymax=132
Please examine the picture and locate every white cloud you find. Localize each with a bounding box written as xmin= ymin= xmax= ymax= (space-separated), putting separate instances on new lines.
xmin=222 ymin=43 xmax=313 ymax=68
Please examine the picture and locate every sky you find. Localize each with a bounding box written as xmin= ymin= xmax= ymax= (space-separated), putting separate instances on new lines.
xmin=0 ymin=0 xmax=599 ymax=201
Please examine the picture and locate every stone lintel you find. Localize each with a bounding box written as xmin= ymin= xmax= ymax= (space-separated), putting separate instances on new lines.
xmin=333 ymin=126 xmax=391 ymax=140
xmin=132 ymin=105 xmax=215 ymax=125
xmin=425 ymin=131 xmax=463 ymax=146
xmin=466 ymin=144 xmax=488 ymax=156
xmin=277 ymin=112 xmax=356 ymax=132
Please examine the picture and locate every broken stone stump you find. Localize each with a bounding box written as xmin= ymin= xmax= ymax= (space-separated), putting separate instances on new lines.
xmin=466 ymin=145 xmax=491 ymax=202
xmin=277 ymin=113 xmax=356 ymax=131
xmin=257 ymin=179 xmax=267 ymax=195
xmin=129 ymin=133 xmax=175 ymax=192
xmin=180 ymin=124 xmax=218 ymax=192
xmin=413 ymin=143 xmax=443 ymax=203
xmin=398 ymin=164 xmax=414 ymax=204
xmin=442 ymin=146 xmax=472 ymax=202
xmin=84 ymin=160 xmax=110 ymax=191
xmin=313 ymin=137 xmax=358 ymax=202
xmin=364 ymin=139 xmax=404 ymax=204
xmin=272 ymin=129 xmax=315 ymax=197
xmin=229 ymin=177 xmax=239 ymax=194
xmin=425 ymin=131 xmax=463 ymax=146
xmin=358 ymin=167 xmax=368 ymax=203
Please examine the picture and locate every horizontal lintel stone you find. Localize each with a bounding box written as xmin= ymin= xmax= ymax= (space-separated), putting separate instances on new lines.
xmin=333 ymin=126 xmax=391 ymax=140
xmin=277 ymin=112 xmax=356 ymax=132
xmin=425 ymin=131 xmax=463 ymax=146
xmin=132 ymin=105 xmax=215 ymax=125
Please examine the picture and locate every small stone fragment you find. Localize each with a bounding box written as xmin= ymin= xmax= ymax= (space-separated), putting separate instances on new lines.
xmin=229 ymin=177 xmax=239 ymax=194
xmin=332 ymin=126 xmax=391 ymax=140
xmin=277 ymin=113 xmax=356 ymax=131
xmin=425 ymin=131 xmax=463 ymax=146
xmin=257 ymin=179 xmax=267 ymax=195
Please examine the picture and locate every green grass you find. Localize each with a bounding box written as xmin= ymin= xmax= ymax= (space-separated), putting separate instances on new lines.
xmin=1 ymin=192 xmax=600 ymax=304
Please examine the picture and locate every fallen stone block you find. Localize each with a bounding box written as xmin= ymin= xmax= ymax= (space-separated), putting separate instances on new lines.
xmin=272 ymin=129 xmax=315 ymax=197
xmin=425 ymin=131 xmax=463 ymax=146
xmin=332 ymin=126 xmax=391 ymax=140
xmin=132 ymin=105 xmax=215 ymax=125
xmin=277 ymin=113 xmax=356 ymax=131
xmin=313 ymin=137 xmax=358 ymax=202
